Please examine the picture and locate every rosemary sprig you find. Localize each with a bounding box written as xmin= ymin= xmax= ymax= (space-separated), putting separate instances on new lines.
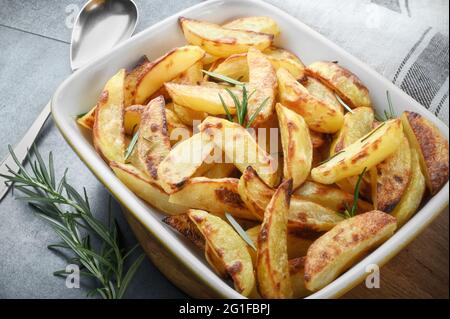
xmin=360 ymin=122 xmax=386 ymax=143
xmin=225 ymin=212 xmax=257 ymax=251
xmin=342 ymin=167 xmax=367 ymax=219
xmin=76 ymin=111 xmax=89 ymax=119
xmin=335 ymin=94 xmax=354 ymax=114
xmin=375 ymin=90 xmax=396 ymax=121
xmin=124 ymin=128 xmax=139 ymax=161
xmin=202 ymin=70 xmax=245 ymax=86
xmin=0 ymin=145 xmax=145 ymax=299
xmin=318 ymin=150 xmax=346 ymax=166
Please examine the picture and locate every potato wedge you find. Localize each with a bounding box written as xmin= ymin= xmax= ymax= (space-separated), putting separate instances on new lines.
xmin=257 ymin=180 xmax=293 ymax=299
xmin=277 ymin=68 xmax=344 ymax=133
xmin=165 ymin=82 xmax=241 ymax=115
xmin=162 ymin=214 xmax=205 ymax=250
xmin=201 ymin=52 xmax=221 ymax=66
xmin=289 ymin=257 xmax=311 ymax=298
xmin=188 ymin=209 xmax=255 ymax=296
xmin=164 ymin=108 xmax=193 ymax=146
xmin=294 ymin=181 xmax=373 ymax=213
xmin=124 ymin=56 xmax=150 ymax=106
xmin=172 ymin=61 xmax=203 ymax=85
xmin=401 ymin=111 xmax=449 ymax=194
xmin=288 ymin=199 xmax=344 ymax=232
xmin=123 ymin=104 xmax=144 ymax=135
xmin=211 ymin=53 xmax=249 ymax=82
xmin=391 ymin=149 xmax=426 ymax=227
xmin=371 ymin=134 xmax=411 ymax=212
xmin=222 ymin=16 xmax=280 ymax=36
xmin=276 ymin=103 xmax=312 ymax=189
xmin=247 ymin=225 xmax=313 ymax=259
xmin=133 ymin=96 xmax=171 ymax=179
xmin=203 ymin=163 xmax=236 ymax=179
xmin=205 ymin=243 xmax=228 ymax=278
xmin=169 ymin=177 xmax=256 ymax=220
xmin=311 ymin=119 xmax=403 ymax=184
xmin=200 ymin=117 xmax=279 ymax=187
xmin=110 ymin=161 xmax=186 ymax=215
xmin=172 ymin=103 xmax=208 ymax=127
xmin=157 ymin=132 xmax=215 ymax=193
xmin=129 ymin=46 xmax=205 ymax=104
xmin=246 ymin=48 xmax=277 ymax=127
xmin=264 ymin=46 xmax=305 ymax=80
xmin=304 ymin=211 xmax=397 ymax=291
xmin=93 ymin=69 xmax=126 ymax=163
xmin=305 ymin=61 xmax=372 ymax=109
xmin=77 ymin=105 xmax=97 ymax=130
xmin=179 ymin=17 xmax=273 ymax=57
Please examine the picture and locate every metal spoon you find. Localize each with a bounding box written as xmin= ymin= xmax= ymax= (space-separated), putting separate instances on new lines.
xmin=0 ymin=0 xmax=138 ymax=201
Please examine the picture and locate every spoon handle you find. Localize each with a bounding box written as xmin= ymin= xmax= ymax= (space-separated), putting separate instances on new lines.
xmin=0 ymin=101 xmax=51 ymax=201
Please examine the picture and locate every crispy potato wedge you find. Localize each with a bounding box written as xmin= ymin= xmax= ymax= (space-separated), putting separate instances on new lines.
xmin=172 ymin=61 xmax=204 ymax=85
xmin=200 ymin=117 xmax=279 ymax=187
xmin=211 ymin=53 xmax=249 ymax=82
xmin=277 ymin=68 xmax=344 ymax=133
xmin=77 ymin=105 xmax=97 ymax=130
xmin=134 ymin=96 xmax=171 ymax=179
xmin=304 ymin=210 xmax=397 ymax=291
xmin=169 ymin=177 xmax=256 ymax=220
xmin=110 ymin=161 xmax=186 ymax=215
xmin=222 ymin=16 xmax=280 ymax=36
xmin=179 ymin=17 xmax=273 ymax=57
xmin=371 ymin=134 xmax=411 ymax=212
xmin=401 ymin=111 xmax=449 ymax=194
xmin=311 ymin=119 xmax=403 ymax=184
xmin=392 ymin=149 xmax=426 ymax=227
xmin=246 ymin=48 xmax=277 ymax=127
xmin=172 ymin=103 xmax=208 ymax=127
xmin=203 ymin=163 xmax=236 ymax=179
xmin=93 ymin=69 xmax=126 ymax=163
xmin=129 ymin=45 xmax=204 ymax=104
xmin=305 ymin=61 xmax=372 ymax=109
xmin=157 ymin=132 xmax=215 ymax=193
xmin=124 ymin=56 xmax=150 ymax=106
xmin=247 ymin=225 xmax=313 ymax=259
xmin=294 ymin=181 xmax=373 ymax=213
xmin=188 ymin=209 xmax=255 ymax=296
xmin=165 ymin=82 xmax=241 ymax=115
xmin=163 ymin=214 xmax=205 ymax=250
xmin=276 ymin=103 xmax=312 ymax=189
xmin=205 ymin=243 xmax=228 ymax=278
xmin=264 ymin=46 xmax=305 ymax=80
xmin=257 ymin=180 xmax=293 ymax=299
xmin=288 ymin=199 xmax=344 ymax=232
xmin=289 ymin=257 xmax=311 ymax=298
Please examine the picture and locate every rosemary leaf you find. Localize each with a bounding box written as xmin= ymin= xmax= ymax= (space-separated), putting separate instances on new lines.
xmin=318 ymin=150 xmax=345 ymax=166
xmin=202 ymin=70 xmax=245 ymax=86
xmin=246 ymin=97 xmax=270 ymax=128
xmin=124 ymin=129 xmax=139 ymax=161
xmin=343 ymin=167 xmax=367 ymax=218
xmin=225 ymin=212 xmax=257 ymax=251
xmin=360 ymin=122 xmax=385 ymax=143
xmin=218 ymin=93 xmax=233 ymax=122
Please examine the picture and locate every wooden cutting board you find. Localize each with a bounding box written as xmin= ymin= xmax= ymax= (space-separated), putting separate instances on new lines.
xmin=344 ymin=207 xmax=449 ymax=299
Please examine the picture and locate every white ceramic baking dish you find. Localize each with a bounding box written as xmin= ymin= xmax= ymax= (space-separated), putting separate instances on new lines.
xmin=51 ymin=0 xmax=449 ymax=298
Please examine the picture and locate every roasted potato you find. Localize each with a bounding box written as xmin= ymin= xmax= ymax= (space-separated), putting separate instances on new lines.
xmin=124 ymin=56 xmax=150 ymax=106
xmin=288 ymin=199 xmax=344 ymax=232
xmin=371 ymin=134 xmax=411 ymax=212
xmin=222 ymin=16 xmax=280 ymax=36
xmin=205 ymin=243 xmax=228 ymax=278
xmin=77 ymin=105 xmax=97 ymax=130
xmin=203 ymin=162 xmax=236 ymax=179
xmin=277 ymin=68 xmax=344 ymax=133
xmin=164 ymin=108 xmax=193 ymax=146
xmin=200 ymin=117 xmax=279 ymax=187
xmin=162 ymin=214 xmax=205 ymax=250
xmin=289 ymin=257 xmax=311 ymax=298
xmin=391 ymin=149 xmax=426 ymax=227
xmin=157 ymin=132 xmax=215 ymax=193
xmin=172 ymin=103 xmax=208 ymax=127
xmin=123 ymin=104 xmax=144 ymax=135
xmin=401 ymin=111 xmax=449 ymax=195
xmin=264 ymin=46 xmax=305 ymax=80
xmin=172 ymin=61 xmax=204 ymax=85
xmin=311 ymin=119 xmax=403 ymax=184
xmin=110 ymin=161 xmax=186 ymax=215
xmin=93 ymin=69 xmax=126 ymax=163
xmin=188 ymin=209 xmax=255 ymax=296
xmin=257 ymin=180 xmax=293 ymax=299
xmin=305 ymin=61 xmax=372 ymax=109
xmin=304 ymin=211 xmax=397 ymax=291
xmin=169 ymin=177 xmax=256 ymax=220
xmin=179 ymin=17 xmax=273 ymax=57
xmin=210 ymin=53 xmax=249 ymax=81
xmin=276 ymin=103 xmax=312 ymax=189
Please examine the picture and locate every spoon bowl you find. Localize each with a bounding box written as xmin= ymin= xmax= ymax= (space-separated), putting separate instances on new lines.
xmin=70 ymin=0 xmax=138 ymax=70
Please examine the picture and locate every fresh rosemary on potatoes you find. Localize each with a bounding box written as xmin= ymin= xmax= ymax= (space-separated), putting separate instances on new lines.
xmin=343 ymin=167 xmax=367 ymax=219
xmin=0 ymin=145 xmax=145 ymax=299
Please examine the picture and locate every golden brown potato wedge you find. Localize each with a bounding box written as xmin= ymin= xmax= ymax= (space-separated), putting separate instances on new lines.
xmin=391 ymin=149 xmax=426 ymax=227
xmin=277 ymin=68 xmax=344 ymax=133
xmin=246 ymin=48 xmax=277 ymax=127
xmin=205 ymin=243 xmax=228 ymax=278
xmin=222 ymin=16 xmax=280 ymax=36
xmin=133 ymin=96 xmax=171 ymax=179
xmin=172 ymin=103 xmax=208 ymax=127
xmin=294 ymin=181 xmax=373 ymax=213
xmin=401 ymin=111 xmax=449 ymax=195
xmin=164 ymin=108 xmax=193 ymax=146
xmin=172 ymin=61 xmax=204 ymax=85
xmin=203 ymin=163 xmax=236 ymax=179
xmin=311 ymin=119 xmax=403 ymax=184
xmin=162 ymin=214 xmax=205 ymax=250
xmin=110 ymin=161 xmax=186 ymax=215
xmin=157 ymin=132 xmax=215 ymax=193
xmin=179 ymin=17 xmax=273 ymax=57
xmin=289 ymin=257 xmax=311 ymax=298
xmin=288 ymin=199 xmax=344 ymax=232
xmin=165 ymin=82 xmax=241 ymax=115
xmin=201 ymin=52 xmax=221 ymax=66
xmin=305 ymin=61 xmax=372 ymax=109
xmin=169 ymin=177 xmax=257 ymax=220
xmin=257 ymin=180 xmax=293 ymax=299
xmin=188 ymin=209 xmax=255 ymax=296
xmin=276 ymin=103 xmax=312 ymax=189
xmin=264 ymin=46 xmax=305 ymax=80
xmin=211 ymin=53 xmax=249 ymax=82
xmin=200 ymin=117 xmax=279 ymax=187
xmin=124 ymin=56 xmax=150 ymax=106
xmin=371 ymin=134 xmax=411 ymax=212
xmin=304 ymin=210 xmax=397 ymax=291
xmin=123 ymin=104 xmax=144 ymax=135
xmin=93 ymin=69 xmax=126 ymax=163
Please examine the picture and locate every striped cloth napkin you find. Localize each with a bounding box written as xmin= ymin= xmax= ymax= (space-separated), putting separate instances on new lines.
xmin=266 ymin=0 xmax=449 ymax=125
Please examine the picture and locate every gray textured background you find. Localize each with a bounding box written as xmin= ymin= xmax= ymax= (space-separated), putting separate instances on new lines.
xmin=0 ymin=0 xmax=448 ymax=299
